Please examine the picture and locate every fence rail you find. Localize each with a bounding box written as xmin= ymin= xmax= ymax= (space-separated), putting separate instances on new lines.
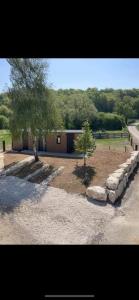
xmin=93 ymin=132 xmax=129 ymax=139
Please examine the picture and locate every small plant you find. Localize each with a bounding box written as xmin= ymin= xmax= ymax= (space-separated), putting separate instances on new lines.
xmin=75 ymin=121 xmax=96 ymax=166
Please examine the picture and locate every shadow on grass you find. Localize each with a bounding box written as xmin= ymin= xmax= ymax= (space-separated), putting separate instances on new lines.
xmin=73 ymin=164 xmax=96 ymax=187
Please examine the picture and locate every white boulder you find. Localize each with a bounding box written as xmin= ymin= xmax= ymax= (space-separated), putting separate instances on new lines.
xmin=86 ymin=186 xmax=107 ymax=201
xmin=113 ymin=168 xmax=125 ymax=180
xmin=119 ymin=163 xmax=130 ymax=173
xmin=117 ymin=180 xmax=124 ymax=197
xmin=107 ymin=190 xmax=118 ymax=203
xmin=106 ymin=175 xmax=120 ymax=190
xmin=0 ymin=153 xmax=4 ymax=171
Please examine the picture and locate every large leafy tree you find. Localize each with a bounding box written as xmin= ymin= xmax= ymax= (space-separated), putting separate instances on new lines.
xmin=7 ymin=58 xmax=61 ymax=161
xmin=56 ymin=93 xmax=97 ymax=129
xmin=115 ymin=96 xmax=136 ymax=124
xmin=75 ymin=121 xmax=96 ymax=166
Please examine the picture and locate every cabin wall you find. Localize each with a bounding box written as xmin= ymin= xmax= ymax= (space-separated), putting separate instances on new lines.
xmin=46 ymin=133 xmax=67 ymax=153
xmin=12 ymin=132 xmax=81 ymax=153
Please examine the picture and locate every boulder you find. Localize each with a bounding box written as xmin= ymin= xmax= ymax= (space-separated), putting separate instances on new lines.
xmin=113 ymin=168 xmax=125 ymax=180
xmin=107 ymin=180 xmax=125 ymax=203
xmin=107 ymin=189 xmax=118 ymax=203
xmin=117 ymin=180 xmax=124 ymax=197
xmin=106 ymin=175 xmax=120 ymax=190
xmin=0 ymin=153 xmax=4 ymax=170
xmin=86 ymin=186 xmax=107 ymax=201
xmin=124 ymin=173 xmax=128 ymax=185
xmin=119 ymin=163 xmax=130 ymax=173
xmin=123 ymin=176 xmax=127 ymax=188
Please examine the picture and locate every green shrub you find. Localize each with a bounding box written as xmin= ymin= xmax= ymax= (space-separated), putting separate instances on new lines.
xmin=0 ymin=105 xmax=12 ymax=117
xmin=0 ymin=115 xmax=9 ymax=129
xmin=92 ymin=112 xmax=124 ymax=131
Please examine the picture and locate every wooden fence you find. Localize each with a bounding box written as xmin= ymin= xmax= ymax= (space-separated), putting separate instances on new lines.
xmin=93 ymin=132 xmax=129 ymax=139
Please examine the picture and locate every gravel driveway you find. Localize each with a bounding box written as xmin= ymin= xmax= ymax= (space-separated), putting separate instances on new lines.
xmin=0 ymin=175 xmax=115 ymax=244
xmin=1 ymin=169 xmax=139 ymax=244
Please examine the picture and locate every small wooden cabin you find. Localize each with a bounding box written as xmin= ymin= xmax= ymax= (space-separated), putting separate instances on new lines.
xmin=12 ymin=130 xmax=83 ymax=154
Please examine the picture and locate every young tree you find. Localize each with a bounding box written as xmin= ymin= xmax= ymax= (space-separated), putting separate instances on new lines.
xmin=7 ymin=58 xmax=61 ymax=161
xmin=75 ymin=121 xmax=96 ymax=166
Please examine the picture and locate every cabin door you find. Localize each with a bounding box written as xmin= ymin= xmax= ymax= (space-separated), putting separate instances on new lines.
xmin=22 ymin=131 xmax=28 ymax=150
xmin=67 ymin=133 xmax=74 ymax=153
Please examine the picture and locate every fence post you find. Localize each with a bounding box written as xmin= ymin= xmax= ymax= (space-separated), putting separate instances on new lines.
xmin=3 ymin=140 xmax=5 ymax=152
xmin=125 ymin=146 xmax=126 ymax=152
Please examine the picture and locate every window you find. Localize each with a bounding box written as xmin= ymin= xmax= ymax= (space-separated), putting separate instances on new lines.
xmin=57 ymin=135 xmax=61 ymax=144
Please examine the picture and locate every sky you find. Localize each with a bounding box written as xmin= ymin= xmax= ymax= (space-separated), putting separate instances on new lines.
xmin=1 ymin=58 xmax=139 ymax=92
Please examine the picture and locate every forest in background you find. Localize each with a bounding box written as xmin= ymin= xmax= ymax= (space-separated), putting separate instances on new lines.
xmin=1 ymin=87 xmax=139 ymax=131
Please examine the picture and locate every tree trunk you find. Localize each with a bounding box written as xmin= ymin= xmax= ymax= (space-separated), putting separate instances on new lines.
xmin=84 ymin=154 xmax=86 ymax=167
xmin=33 ymin=137 xmax=39 ymax=162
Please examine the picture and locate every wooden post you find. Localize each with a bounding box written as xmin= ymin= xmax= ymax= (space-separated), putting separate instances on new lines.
xmin=125 ymin=146 xmax=126 ymax=152
xmin=109 ymin=146 xmax=110 ymax=150
xmin=3 ymin=140 xmax=5 ymax=152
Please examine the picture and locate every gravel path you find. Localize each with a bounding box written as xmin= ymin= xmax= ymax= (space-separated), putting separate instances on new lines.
xmin=0 ymin=176 xmax=115 ymax=244
xmin=128 ymin=125 xmax=139 ymax=144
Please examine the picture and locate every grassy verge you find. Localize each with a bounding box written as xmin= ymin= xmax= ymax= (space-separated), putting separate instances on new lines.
xmin=95 ymin=138 xmax=130 ymax=150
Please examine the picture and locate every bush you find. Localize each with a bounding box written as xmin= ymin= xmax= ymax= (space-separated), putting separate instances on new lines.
xmin=0 ymin=115 xmax=9 ymax=129
xmin=0 ymin=105 xmax=11 ymax=117
xmin=92 ymin=112 xmax=125 ymax=131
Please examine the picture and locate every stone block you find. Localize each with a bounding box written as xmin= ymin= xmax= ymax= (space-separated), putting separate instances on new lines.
xmin=86 ymin=186 xmax=107 ymax=201
xmin=106 ymin=175 xmax=120 ymax=190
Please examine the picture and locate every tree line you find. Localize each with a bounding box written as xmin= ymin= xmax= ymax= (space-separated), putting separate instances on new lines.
xmin=1 ymin=86 xmax=139 ymax=131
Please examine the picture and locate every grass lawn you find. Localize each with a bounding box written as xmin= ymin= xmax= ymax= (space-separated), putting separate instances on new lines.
xmin=0 ymin=129 xmax=12 ymax=150
xmin=94 ymin=129 xmax=128 ymax=134
xmin=95 ymin=137 xmax=130 ymax=150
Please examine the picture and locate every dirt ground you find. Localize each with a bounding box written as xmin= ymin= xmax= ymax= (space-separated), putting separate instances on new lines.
xmin=4 ymin=148 xmax=131 ymax=194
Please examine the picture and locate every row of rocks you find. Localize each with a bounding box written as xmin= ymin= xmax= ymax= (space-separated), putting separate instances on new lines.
xmin=0 ymin=156 xmax=35 ymax=176
xmin=86 ymin=151 xmax=139 ymax=204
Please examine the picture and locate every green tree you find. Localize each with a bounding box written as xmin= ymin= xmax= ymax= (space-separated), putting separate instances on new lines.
xmin=133 ymin=98 xmax=139 ymax=118
xmin=75 ymin=121 xmax=96 ymax=166
xmin=0 ymin=115 xmax=9 ymax=129
xmin=115 ymin=96 xmax=136 ymax=124
xmin=7 ymin=58 xmax=61 ymax=161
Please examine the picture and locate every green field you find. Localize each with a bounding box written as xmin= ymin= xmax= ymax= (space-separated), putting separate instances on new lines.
xmin=0 ymin=130 xmax=12 ymax=148
xmin=95 ymin=137 xmax=130 ymax=150
xmin=94 ymin=129 xmax=128 ymax=134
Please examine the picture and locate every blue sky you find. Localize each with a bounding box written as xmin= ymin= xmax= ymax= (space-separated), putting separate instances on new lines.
xmin=1 ymin=58 xmax=139 ymax=92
